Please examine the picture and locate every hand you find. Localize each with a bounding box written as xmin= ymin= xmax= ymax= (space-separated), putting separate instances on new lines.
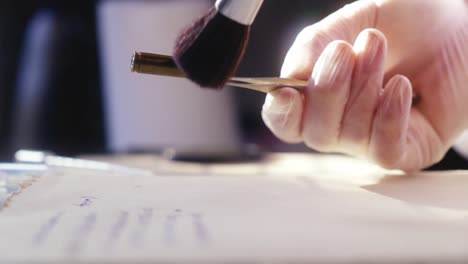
xmin=262 ymin=0 xmax=468 ymax=171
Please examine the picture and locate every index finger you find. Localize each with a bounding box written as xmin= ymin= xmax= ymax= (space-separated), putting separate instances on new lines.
xmin=281 ymin=0 xmax=378 ymax=80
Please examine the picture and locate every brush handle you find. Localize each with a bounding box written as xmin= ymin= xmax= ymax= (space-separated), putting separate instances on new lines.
xmin=215 ymin=0 xmax=264 ymax=25
xmin=131 ymin=52 xmax=307 ymax=93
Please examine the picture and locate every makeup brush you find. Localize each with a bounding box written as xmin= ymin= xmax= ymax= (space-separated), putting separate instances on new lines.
xmin=131 ymin=51 xmax=307 ymax=94
xmin=173 ymin=0 xmax=264 ymax=89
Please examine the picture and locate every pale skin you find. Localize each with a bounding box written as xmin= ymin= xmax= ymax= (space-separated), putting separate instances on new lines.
xmin=262 ymin=0 xmax=468 ymax=171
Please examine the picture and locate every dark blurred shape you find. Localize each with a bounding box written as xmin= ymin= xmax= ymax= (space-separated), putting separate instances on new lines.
xmin=0 ymin=1 xmax=105 ymax=159
xmin=428 ymin=149 xmax=468 ymax=170
xmin=163 ymin=144 xmax=262 ymax=163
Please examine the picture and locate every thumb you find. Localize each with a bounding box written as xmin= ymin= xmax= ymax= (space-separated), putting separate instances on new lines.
xmin=281 ymin=0 xmax=378 ymax=80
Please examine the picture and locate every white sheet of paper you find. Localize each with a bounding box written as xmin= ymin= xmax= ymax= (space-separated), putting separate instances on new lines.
xmin=1 ymin=154 xmax=468 ymax=263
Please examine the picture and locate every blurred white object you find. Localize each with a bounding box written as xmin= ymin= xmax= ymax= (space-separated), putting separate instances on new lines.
xmin=14 ymin=149 xmax=152 ymax=176
xmin=98 ymin=0 xmax=241 ymax=153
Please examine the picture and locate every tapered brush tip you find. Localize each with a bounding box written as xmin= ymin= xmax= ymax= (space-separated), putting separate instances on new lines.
xmin=173 ymin=7 xmax=250 ymax=89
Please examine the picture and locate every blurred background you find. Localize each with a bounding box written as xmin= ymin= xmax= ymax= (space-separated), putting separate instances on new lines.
xmin=0 ymin=0 xmax=466 ymax=169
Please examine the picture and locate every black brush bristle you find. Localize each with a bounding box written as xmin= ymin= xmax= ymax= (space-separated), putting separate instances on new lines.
xmin=173 ymin=7 xmax=250 ymax=89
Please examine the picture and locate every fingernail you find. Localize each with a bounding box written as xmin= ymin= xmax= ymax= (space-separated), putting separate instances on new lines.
xmin=354 ymin=31 xmax=382 ymax=69
xmin=262 ymin=90 xmax=293 ymax=128
xmin=398 ymin=78 xmax=411 ymax=113
xmin=312 ymin=42 xmax=353 ymax=86
xmin=383 ymin=77 xmax=404 ymax=116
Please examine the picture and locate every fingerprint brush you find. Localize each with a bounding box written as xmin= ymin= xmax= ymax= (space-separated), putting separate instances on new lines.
xmin=173 ymin=0 xmax=264 ymax=89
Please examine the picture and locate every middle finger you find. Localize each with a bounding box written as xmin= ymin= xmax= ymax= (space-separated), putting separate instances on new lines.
xmin=338 ymin=29 xmax=387 ymax=155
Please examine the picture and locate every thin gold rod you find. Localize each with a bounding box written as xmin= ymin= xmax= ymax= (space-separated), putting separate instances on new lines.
xmin=131 ymin=52 xmax=307 ymax=93
xmin=131 ymin=52 xmax=185 ymax=78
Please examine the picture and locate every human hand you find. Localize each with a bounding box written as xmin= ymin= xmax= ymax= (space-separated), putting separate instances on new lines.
xmin=262 ymin=0 xmax=468 ymax=171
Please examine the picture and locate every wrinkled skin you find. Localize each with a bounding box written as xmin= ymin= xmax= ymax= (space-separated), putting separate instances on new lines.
xmin=262 ymin=0 xmax=468 ymax=171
